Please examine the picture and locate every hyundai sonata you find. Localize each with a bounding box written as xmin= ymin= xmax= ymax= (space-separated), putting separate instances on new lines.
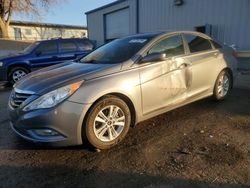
xmin=8 ymin=31 xmax=238 ymax=149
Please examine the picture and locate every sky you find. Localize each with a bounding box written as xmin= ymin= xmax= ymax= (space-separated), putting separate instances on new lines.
xmin=12 ymin=0 xmax=116 ymax=26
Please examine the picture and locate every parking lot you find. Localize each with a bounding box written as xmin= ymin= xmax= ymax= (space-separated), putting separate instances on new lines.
xmin=0 ymin=74 xmax=249 ymax=188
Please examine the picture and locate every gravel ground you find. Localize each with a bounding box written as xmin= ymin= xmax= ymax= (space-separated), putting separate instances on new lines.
xmin=0 ymin=74 xmax=249 ymax=188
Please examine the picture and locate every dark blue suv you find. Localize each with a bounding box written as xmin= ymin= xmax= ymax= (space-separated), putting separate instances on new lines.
xmin=0 ymin=38 xmax=94 ymax=84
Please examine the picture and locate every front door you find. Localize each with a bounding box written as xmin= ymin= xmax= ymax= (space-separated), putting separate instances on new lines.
xmin=30 ymin=41 xmax=60 ymax=70
xmin=140 ymin=35 xmax=192 ymax=115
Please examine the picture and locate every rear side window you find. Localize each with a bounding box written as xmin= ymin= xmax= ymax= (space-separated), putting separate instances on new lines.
xmin=211 ymin=40 xmax=222 ymax=49
xmin=185 ymin=35 xmax=212 ymax=53
xmin=77 ymin=40 xmax=94 ymax=51
xmin=148 ymin=35 xmax=185 ymax=57
xmin=60 ymin=41 xmax=78 ymax=52
xmin=35 ymin=41 xmax=58 ymax=55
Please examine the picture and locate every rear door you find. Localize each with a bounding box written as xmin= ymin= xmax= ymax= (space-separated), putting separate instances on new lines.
xmin=139 ymin=35 xmax=192 ymax=115
xmin=58 ymin=40 xmax=79 ymax=62
xmin=75 ymin=39 xmax=94 ymax=58
xmin=30 ymin=41 xmax=59 ymax=70
xmin=182 ymin=34 xmax=223 ymax=97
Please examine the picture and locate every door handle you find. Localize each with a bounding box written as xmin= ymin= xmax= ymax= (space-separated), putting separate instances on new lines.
xmin=213 ymin=52 xmax=220 ymax=57
xmin=178 ymin=62 xmax=192 ymax=69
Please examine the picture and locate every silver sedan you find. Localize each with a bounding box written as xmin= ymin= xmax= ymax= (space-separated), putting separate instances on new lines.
xmin=8 ymin=31 xmax=238 ymax=149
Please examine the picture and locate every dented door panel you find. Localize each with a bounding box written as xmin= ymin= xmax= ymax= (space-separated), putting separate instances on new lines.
xmin=140 ymin=57 xmax=192 ymax=115
xmin=184 ymin=50 xmax=222 ymax=97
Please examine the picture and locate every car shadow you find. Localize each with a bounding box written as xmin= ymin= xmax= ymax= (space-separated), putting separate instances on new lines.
xmin=0 ymin=82 xmax=12 ymax=89
xmin=0 ymin=134 xmax=95 ymax=152
xmin=189 ymin=88 xmax=250 ymax=117
xmin=0 ymin=165 xmax=248 ymax=188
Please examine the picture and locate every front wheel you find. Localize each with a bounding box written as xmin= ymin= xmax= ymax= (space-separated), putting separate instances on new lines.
xmin=83 ymin=96 xmax=131 ymax=150
xmin=8 ymin=66 xmax=29 ymax=84
xmin=213 ymin=70 xmax=232 ymax=101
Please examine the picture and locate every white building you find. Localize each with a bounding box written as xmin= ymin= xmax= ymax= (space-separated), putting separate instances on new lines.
xmin=86 ymin=0 xmax=250 ymax=50
xmin=8 ymin=21 xmax=88 ymax=41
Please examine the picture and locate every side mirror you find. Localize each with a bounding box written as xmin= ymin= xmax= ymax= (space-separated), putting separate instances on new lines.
xmin=141 ymin=53 xmax=167 ymax=63
xmin=35 ymin=51 xmax=42 ymax=56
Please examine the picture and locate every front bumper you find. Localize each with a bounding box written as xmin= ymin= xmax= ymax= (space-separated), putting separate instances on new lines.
xmin=0 ymin=67 xmax=8 ymax=82
xmin=8 ymin=100 xmax=91 ymax=147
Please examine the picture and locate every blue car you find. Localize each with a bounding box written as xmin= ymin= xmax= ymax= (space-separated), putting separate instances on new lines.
xmin=0 ymin=38 xmax=94 ymax=84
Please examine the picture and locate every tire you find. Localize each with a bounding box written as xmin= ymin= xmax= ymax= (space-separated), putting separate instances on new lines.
xmin=83 ymin=95 xmax=131 ymax=150
xmin=8 ymin=66 xmax=29 ymax=84
xmin=213 ymin=70 xmax=232 ymax=101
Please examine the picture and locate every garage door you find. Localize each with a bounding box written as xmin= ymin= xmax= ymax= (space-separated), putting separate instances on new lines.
xmin=105 ymin=8 xmax=130 ymax=41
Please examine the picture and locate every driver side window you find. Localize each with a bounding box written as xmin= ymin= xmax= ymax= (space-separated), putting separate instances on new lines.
xmin=148 ymin=35 xmax=185 ymax=58
xmin=35 ymin=41 xmax=58 ymax=56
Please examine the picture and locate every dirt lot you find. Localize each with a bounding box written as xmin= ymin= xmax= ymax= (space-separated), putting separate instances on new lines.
xmin=0 ymin=74 xmax=249 ymax=188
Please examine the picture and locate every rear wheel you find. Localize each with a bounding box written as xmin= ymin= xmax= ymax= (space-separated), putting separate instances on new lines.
xmin=83 ymin=96 xmax=131 ymax=150
xmin=213 ymin=70 xmax=232 ymax=101
xmin=8 ymin=66 xmax=29 ymax=84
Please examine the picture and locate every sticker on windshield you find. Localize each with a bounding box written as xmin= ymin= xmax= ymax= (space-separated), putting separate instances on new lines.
xmin=129 ymin=39 xmax=147 ymax=44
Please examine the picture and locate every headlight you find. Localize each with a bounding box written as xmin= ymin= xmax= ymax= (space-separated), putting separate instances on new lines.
xmin=0 ymin=62 xmax=3 ymax=67
xmin=23 ymin=81 xmax=83 ymax=111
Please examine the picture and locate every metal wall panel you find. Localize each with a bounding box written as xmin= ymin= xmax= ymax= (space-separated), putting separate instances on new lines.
xmin=87 ymin=0 xmax=250 ymax=50
xmin=138 ymin=0 xmax=250 ymax=50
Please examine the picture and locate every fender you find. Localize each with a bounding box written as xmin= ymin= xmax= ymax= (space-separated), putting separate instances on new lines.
xmin=1 ymin=61 xmax=30 ymax=81
xmin=6 ymin=61 xmax=31 ymax=73
xmin=69 ymin=67 xmax=143 ymax=124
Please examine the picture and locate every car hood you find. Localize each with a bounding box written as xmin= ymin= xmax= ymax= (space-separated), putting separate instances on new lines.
xmin=0 ymin=53 xmax=27 ymax=62
xmin=15 ymin=62 xmax=122 ymax=95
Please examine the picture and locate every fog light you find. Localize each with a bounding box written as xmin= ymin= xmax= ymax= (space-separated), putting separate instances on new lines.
xmin=33 ymin=129 xmax=60 ymax=136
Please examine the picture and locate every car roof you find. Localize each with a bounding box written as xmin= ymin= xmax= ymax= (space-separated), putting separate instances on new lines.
xmin=120 ymin=32 xmax=163 ymax=40
xmin=38 ymin=38 xmax=89 ymax=43
xmin=123 ymin=31 xmax=213 ymax=40
xmin=162 ymin=31 xmax=213 ymax=40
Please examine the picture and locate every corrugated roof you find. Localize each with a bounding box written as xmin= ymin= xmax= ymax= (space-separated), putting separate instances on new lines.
xmin=85 ymin=0 xmax=127 ymax=14
xmin=10 ymin=20 xmax=87 ymax=30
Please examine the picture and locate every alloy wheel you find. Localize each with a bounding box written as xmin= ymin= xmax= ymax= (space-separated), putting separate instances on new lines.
xmin=93 ymin=105 xmax=126 ymax=142
xmin=217 ymin=74 xmax=230 ymax=98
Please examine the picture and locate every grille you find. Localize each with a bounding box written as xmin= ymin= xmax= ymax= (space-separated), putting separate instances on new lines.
xmin=10 ymin=90 xmax=32 ymax=109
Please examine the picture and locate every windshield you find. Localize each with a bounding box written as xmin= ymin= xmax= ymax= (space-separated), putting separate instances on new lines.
xmin=80 ymin=35 xmax=155 ymax=64
xmin=22 ymin=42 xmax=40 ymax=54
